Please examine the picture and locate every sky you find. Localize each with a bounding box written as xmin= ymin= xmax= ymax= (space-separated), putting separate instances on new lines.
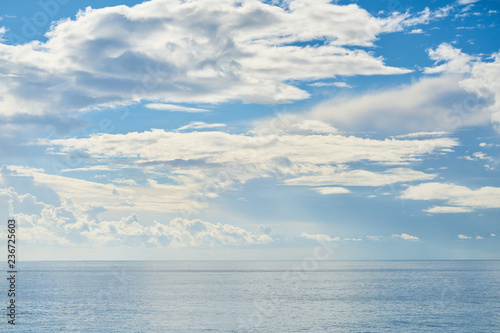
xmin=0 ymin=0 xmax=499 ymax=260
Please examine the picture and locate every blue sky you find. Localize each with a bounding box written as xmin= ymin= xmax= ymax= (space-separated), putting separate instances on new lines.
xmin=0 ymin=0 xmax=499 ymax=260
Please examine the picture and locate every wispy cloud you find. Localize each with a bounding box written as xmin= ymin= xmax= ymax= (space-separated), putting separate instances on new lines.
xmin=177 ymin=122 xmax=226 ymax=131
xmin=312 ymin=187 xmax=351 ymax=195
xmin=308 ymin=82 xmax=352 ymax=88
xmin=145 ymin=104 xmax=211 ymax=113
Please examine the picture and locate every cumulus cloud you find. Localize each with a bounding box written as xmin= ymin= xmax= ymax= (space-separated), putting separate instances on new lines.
xmin=458 ymin=234 xmax=471 ymax=239
xmin=409 ymin=29 xmax=424 ymax=34
xmin=86 ymin=216 xmax=273 ymax=247
xmin=0 ymin=183 xmax=271 ymax=247
xmin=419 ymin=44 xmax=500 ymax=132
xmin=0 ymin=0 xmax=447 ymax=118
xmin=460 ymin=52 xmax=500 ymax=131
xmin=392 ymin=233 xmax=420 ymax=241
xmin=424 ymin=43 xmax=478 ymax=74
xmin=402 ymin=182 xmax=500 ymax=212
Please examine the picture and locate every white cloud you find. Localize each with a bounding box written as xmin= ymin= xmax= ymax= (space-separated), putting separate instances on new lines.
xmin=425 ymin=206 xmax=474 ymax=213
xmin=44 ymin=127 xmax=453 ymax=167
xmin=394 ymin=131 xmax=450 ymax=139
xmin=312 ymin=187 xmax=350 ymax=195
xmin=479 ymin=142 xmax=493 ymax=147
xmin=0 ymin=27 xmax=6 ymax=41
xmin=460 ymin=52 xmax=500 ymax=131
xmin=0 ymin=0 xmax=437 ymax=117
xmin=309 ymin=82 xmax=352 ymax=88
xmin=464 ymin=152 xmax=496 ymax=170
xmin=367 ymin=235 xmax=382 ymax=241
xmin=403 ymin=182 xmax=500 ymax=212
xmin=425 ymin=43 xmax=478 ymax=74
xmin=85 ymin=216 xmax=273 ymax=247
xmin=457 ymin=0 xmax=479 ymax=4
xmin=301 ymin=232 xmax=340 ymax=242
xmin=491 ymin=233 xmax=497 ymax=237
xmin=409 ymin=29 xmax=424 ymax=34
xmin=392 ymin=233 xmax=420 ymax=241
xmin=0 ymin=183 xmax=271 ymax=247
xmin=177 ymin=122 xmax=226 ymax=131
xmin=285 ymin=167 xmax=437 ymax=187
xmin=457 ymin=234 xmax=484 ymax=240
xmin=39 ymin=125 xmax=457 ymax=205
xmin=144 ymin=104 xmax=211 ymax=113
xmin=310 ymin=75 xmax=490 ymax=133
xmin=343 ymin=237 xmax=362 ymax=241
xmin=111 ymin=178 xmax=138 ymax=186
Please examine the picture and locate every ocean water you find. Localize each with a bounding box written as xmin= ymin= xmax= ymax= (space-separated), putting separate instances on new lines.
xmin=1 ymin=260 xmax=499 ymax=332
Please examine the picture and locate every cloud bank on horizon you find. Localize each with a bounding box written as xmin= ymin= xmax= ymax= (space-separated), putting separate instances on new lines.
xmin=0 ymin=0 xmax=499 ymax=260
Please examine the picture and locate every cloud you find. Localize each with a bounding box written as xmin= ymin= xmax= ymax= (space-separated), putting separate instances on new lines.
xmin=409 ymin=29 xmax=424 ymax=34
xmin=177 ymin=121 xmax=226 ymax=131
xmin=366 ymin=235 xmax=382 ymax=241
xmin=424 ymin=43 xmax=478 ymax=74
xmin=43 ymin=128 xmax=457 ymax=167
xmin=420 ymin=44 xmax=500 ymax=132
xmin=457 ymin=0 xmax=479 ymax=4
xmin=310 ymin=75 xmax=491 ymax=133
xmin=309 ymin=82 xmax=352 ymax=88
xmin=458 ymin=234 xmax=484 ymax=239
xmin=301 ymin=232 xmax=340 ymax=242
xmin=424 ymin=206 xmax=474 ymax=213
xmin=402 ymin=182 xmax=500 ymax=212
xmin=86 ymin=216 xmax=273 ymax=247
xmin=463 ymin=151 xmax=496 ymax=170
xmin=0 ymin=0 xmax=438 ymax=118
xmin=0 ymin=183 xmax=271 ymax=247
xmin=111 ymin=178 xmax=137 ymax=186
xmin=144 ymin=103 xmax=211 ymax=113
xmin=285 ymin=167 xmax=437 ymax=187
xmin=312 ymin=187 xmax=350 ymax=195
xmin=35 ymin=124 xmax=457 ymax=209
xmin=460 ymin=52 xmax=500 ymax=131
xmin=0 ymin=27 xmax=6 ymax=41
xmin=393 ymin=131 xmax=450 ymax=139
xmin=392 ymin=233 xmax=420 ymax=241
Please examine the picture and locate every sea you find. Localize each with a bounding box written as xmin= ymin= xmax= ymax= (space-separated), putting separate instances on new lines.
xmin=1 ymin=260 xmax=499 ymax=332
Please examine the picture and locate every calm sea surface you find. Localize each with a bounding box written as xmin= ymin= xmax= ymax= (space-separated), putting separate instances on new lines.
xmin=1 ymin=261 xmax=499 ymax=332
